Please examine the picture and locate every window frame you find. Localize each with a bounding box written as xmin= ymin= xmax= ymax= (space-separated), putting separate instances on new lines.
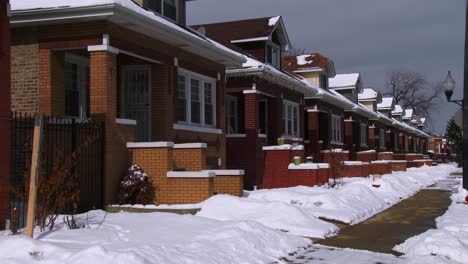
xmin=177 ymin=68 xmax=216 ymax=128
xmin=282 ymin=100 xmax=300 ymax=138
xmin=266 ymin=41 xmax=281 ymax=69
xmin=64 ymin=53 xmax=90 ymax=119
xmin=379 ymin=128 xmax=386 ymax=149
xmin=331 ymin=114 xmax=343 ymax=144
xmin=145 ymin=0 xmax=179 ymax=23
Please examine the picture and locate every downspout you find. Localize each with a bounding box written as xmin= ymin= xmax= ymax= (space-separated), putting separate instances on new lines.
xmin=0 ymin=0 xmax=11 ymax=230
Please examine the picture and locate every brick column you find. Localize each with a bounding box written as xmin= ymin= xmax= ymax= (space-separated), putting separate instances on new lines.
xmin=344 ymin=120 xmax=354 ymax=154
xmin=38 ymin=49 xmax=64 ymax=115
xmin=0 ymin=0 xmax=10 ymax=230
xmin=307 ymin=111 xmax=320 ymax=159
xmin=89 ymin=50 xmax=124 ymax=205
xmin=242 ymin=92 xmax=262 ymax=189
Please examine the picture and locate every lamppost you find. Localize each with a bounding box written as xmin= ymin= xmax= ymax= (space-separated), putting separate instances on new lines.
xmin=442 ymin=0 xmax=468 ymax=192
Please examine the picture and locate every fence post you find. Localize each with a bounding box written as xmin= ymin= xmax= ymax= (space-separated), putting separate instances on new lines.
xmin=25 ymin=113 xmax=43 ymax=238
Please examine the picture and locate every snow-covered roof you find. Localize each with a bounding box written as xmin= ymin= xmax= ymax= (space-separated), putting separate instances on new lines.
xmin=10 ymin=0 xmax=245 ymax=67
xmin=377 ymin=97 xmax=394 ymax=110
xmin=282 ymin=53 xmax=336 ymax=77
xmin=358 ymin=88 xmax=380 ymax=101
xmin=329 ymin=73 xmax=360 ymax=89
xmin=391 ymin=105 xmax=404 ymax=116
xmin=227 ymin=54 xmax=317 ymax=96
xmin=403 ymin=108 xmax=414 ymax=120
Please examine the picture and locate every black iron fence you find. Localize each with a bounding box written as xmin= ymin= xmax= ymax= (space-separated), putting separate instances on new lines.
xmin=10 ymin=112 xmax=104 ymax=227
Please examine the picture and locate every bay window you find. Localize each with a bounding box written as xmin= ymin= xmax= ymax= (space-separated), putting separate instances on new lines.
xmin=177 ymin=70 xmax=216 ymax=127
xmin=331 ymin=114 xmax=342 ymax=143
xmin=282 ymin=100 xmax=299 ymax=137
xmin=145 ymin=0 xmax=178 ymax=22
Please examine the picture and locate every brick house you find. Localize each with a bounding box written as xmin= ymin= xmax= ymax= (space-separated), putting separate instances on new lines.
xmin=192 ymin=17 xmax=317 ymax=190
xmin=328 ymin=73 xmax=380 ymax=160
xmin=9 ymin=0 xmax=246 ymax=204
xmin=282 ymin=53 xmax=352 ymax=162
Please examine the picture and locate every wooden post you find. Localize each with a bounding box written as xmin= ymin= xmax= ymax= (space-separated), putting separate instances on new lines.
xmin=25 ymin=114 xmax=43 ymax=238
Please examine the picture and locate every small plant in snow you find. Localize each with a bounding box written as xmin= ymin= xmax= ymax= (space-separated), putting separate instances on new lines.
xmin=290 ymin=200 xmax=303 ymax=206
xmin=118 ymin=165 xmax=155 ymax=205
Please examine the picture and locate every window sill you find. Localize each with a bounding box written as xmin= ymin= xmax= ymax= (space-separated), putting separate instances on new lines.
xmin=226 ymin=134 xmax=246 ymax=138
xmin=330 ymin=141 xmax=344 ymax=146
xmin=173 ymin=123 xmax=222 ymax=134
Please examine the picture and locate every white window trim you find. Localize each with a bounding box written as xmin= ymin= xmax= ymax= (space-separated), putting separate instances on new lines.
xmin=226 ymin=94 xmax=238 ymax=134
xmin=64 ymin=53 xmax=90 ymax=120
xmin=360 ymin=123 xmax=368 ymax=147
xmin=146 ymin=0 xmax=179 ymax=23
xmin=177 ymin=68 xmax=217 ymax=129
xmin=266 ymin=41 xmax=281 ymax=68
xmin=331 ymin=114 xmax=343 ymax=144
xmin=282 ymin=99 xmax=300 ymax=138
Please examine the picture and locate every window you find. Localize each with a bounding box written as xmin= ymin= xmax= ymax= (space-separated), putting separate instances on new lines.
xmin=145 ymin=0 xmax=178 ymax=22
xmin=266 ymin=43 xmax=280 ymax=68
xmin=64 ymin=54 xmax=89 ymax=119
xmin=319 ymin=74 xmax=328 ymax=89
xmin=404 ymin=136 xmax=409 ymax=152
xmin=360 ymin=123 xmax=368 ymax=147
xmin=379 ymin=128 xmax=385 ymax=149
xmin=226 ymin=95 xmax=238 ymax=134
xmin=394 ymin=132 xmax=399 ymax=151
xmin=331 ymin=114 xmax=342 ymax=143
xmin=177 ymin=70 xmax=216 ymax=127
xmin=176 ymin=74 xmax=186 ymax=122
xmin=282 ymin=100 xmax=299 ymax=137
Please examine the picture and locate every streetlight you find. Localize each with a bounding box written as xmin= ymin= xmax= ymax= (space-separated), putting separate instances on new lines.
xmin=443 ymin=70 xmax=468 ymax=195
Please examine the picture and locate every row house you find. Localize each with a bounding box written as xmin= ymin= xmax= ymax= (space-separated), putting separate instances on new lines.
xmin=8 ymin=0 xmax=248 ymax=206
xmin=192 ymin=17 xmax=317 ymax=190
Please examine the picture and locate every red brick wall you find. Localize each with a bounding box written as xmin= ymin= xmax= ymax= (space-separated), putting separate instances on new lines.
xmin=391 ymin=161 xmax=407 ymax=172
xmin=378 ymin=152 xmax=393 ymax=160
xmin=214 ymin=175 xmax=243 ymax=197
xmin=342 ymin=163 xmax=369 ymax=178
xmin=356 ymin=151 xmax=377 ymax=162
xmin=369 ymin=162 xmax=392 ymax=175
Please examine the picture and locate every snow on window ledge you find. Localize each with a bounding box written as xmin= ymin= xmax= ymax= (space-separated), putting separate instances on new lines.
xmin=116 ymin=118 xmax=137 ymax=126
xmin=173 ymin=123 xmax=222 ymax=134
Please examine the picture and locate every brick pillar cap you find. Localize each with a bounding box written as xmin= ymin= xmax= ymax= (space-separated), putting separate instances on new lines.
xmin=127 ymin=142 xmax=174 ymax=149
xmin=174 ymin=143 xmax=207 ymax=149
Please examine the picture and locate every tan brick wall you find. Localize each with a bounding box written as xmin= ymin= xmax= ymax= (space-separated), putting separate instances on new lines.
xmin=129 ymin=146 xmax=215 ymax=204
xmin=173 ymin=148 xmax=206 ymax=171
xmin=214 ymin=176 xmax=243 ymax=197
xmin=163 ymin=177 xmax=214 ymax=204
xmin=11 ymin=44 xmax=39 ymax=113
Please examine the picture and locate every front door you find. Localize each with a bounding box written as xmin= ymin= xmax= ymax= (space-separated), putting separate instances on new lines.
xmin=121 ymin=65 xmax=151 ymax=142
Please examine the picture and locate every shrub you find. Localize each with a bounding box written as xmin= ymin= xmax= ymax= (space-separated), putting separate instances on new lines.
xmin=119 ymin=165 xmax=155 ymax=205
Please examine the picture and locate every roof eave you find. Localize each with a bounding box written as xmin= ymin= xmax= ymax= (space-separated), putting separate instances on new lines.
xmin=11 ymin=4 xmax=246 ymax=67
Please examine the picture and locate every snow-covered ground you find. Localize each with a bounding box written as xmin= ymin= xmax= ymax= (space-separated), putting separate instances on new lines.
xmin=394 ymin=177 xmax=468 ymax=264
xmin=0 ymin=211 xmax=310 ymax=264
xmin=0 ymin=164 xmax=461 ymax=264
xmin=245 ymin=164 xmax=457 ymax=225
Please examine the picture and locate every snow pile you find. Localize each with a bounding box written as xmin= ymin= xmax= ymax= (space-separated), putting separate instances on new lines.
xmin=268 ymin=16 xmax=280 ymax=26
xmin=197 ymin=195 xmax=338 ymax=238
xmin=296 ymin=54 xmax=314 ymax=65
xmin=329 ymin=73 xmax=360 ymax=88
xmin=377 ymin=96 xmax=394 ymax=110
xmin=247 ymin=164 xmax=457 ymax=224
xmin=395 ymin=178 xmax=468 ymax=264
xmin=358 ymin=88 xmax=379 ymax=100
xmin=0 ymin=211 xmax=310 ymax=264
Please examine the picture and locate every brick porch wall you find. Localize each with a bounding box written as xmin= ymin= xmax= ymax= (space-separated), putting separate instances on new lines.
xmin=342 ymin=162 xmax=370 ymax=178
xmin=214 ymin=174 xmax=243 ymax=197
xmin=173 ymin=146 xmax=206 ymax=171
xmin=356 ymin=151 xmax=377 ymax=162
xmin=391 ymin=161 xmax=407 ymax=172
xmin=378 ymin=152 xmax=394 ymax=160
xmin=369 ymin=161 xmax=392 ymax=175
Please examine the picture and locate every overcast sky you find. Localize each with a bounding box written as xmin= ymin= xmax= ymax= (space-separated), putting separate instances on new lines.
xmin=187 ymin=0 xmax=465 ymax=133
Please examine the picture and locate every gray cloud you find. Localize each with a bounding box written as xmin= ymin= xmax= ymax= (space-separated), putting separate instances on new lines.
xmin=187 ymin=0 xmax=465 ymax=133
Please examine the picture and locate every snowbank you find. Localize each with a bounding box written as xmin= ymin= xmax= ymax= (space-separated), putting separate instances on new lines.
xmin=394 ymin=178 xmax=468 ymax=264
xmin=0 ymin=211 xmax=310 ymax=264
xmin=246 ymin=164 xmax=457 ymax=224
xmin=197 ymin=195 xmax=338 ymax=238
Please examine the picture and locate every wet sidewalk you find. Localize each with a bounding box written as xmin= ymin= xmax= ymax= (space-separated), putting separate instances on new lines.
xmin=282 ymin=176 xmax=461 ymax=263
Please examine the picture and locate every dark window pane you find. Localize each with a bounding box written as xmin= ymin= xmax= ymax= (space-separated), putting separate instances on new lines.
xmin=163 ymin=0 xmax=177 ymax=21
xmin=191 ymin=79 xmax=200 ymax=124
xmin=176 ymin=75 xmax=186 ymax=122
xmin=204 ymin=83 xmax=214 ymax=125
xmin=147 ymin=0 xmax=161 ymax=13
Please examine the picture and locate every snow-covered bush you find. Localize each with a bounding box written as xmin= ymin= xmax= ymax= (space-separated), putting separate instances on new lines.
xmin=118 ymin=165 xmax=155 ymax=205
